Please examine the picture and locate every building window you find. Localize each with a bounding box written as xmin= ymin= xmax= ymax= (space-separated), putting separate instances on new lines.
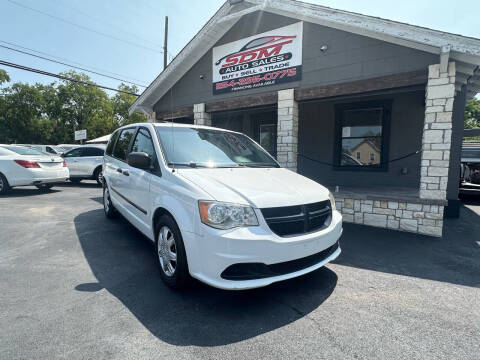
xmin=334 ymin=100 xmax=391 ymax=171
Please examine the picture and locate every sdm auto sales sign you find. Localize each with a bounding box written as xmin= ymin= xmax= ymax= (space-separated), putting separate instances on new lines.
xmin=212 ymin=22 xmax=303 ymax=95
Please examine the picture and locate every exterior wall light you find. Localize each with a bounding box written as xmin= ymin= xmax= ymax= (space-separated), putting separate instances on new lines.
xmin=320 ymin=45 xmax=328 ymax=52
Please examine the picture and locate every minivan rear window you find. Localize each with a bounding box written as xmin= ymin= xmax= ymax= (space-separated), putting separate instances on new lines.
xmin=113 ymin=128 xmax=135 ymax=161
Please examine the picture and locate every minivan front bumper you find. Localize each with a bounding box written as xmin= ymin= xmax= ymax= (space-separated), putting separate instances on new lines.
xmin=186 ymin=210 xmax=342 ymax=290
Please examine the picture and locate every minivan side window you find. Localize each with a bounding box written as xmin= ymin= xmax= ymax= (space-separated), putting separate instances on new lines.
xmin=130 ymin=128 xmax=159 ymax=172
xmin=106 ymin=130 xmax=120 ymax=156
xmin=113 ymin=128 xmax=135 ymax=161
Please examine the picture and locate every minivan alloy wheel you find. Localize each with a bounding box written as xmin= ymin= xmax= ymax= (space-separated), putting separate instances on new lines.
xmin=157 ymin=226 xmax=177 ymax=277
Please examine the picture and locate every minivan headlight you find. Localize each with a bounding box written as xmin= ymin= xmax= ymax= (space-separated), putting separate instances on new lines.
xmin=198 ymin=201 xmax=259 ymax=229
xmin=328 ymin=191 xmax=336 ymax=212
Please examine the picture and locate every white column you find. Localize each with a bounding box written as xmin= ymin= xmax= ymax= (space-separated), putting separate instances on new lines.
xmin=277 ymin=89 xmax=298 ymax=171
xmin=193 ymin=103 xmax=211 ymax=126
xmin=420 ymin=62 xmax=455 ymax=200
xmin=146 ymin=111 xmax=156 ymax=123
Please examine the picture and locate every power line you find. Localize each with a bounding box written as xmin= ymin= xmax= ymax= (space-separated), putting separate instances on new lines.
xmin=0 ymin=40 xmax=148 ymax=84
xmin=6 ymin=0 xmax=164 ymax=54
xmin=0 ymin=59 xmax=140 ymax=96
xmin=49 ymin=0 xmax=162 ymax=49
xmin=0 ymin=43 xmax=147 ymax=88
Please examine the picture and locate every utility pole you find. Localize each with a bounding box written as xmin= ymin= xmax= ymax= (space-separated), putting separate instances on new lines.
xmin=163 ymin=16 xmax=168 ymax=70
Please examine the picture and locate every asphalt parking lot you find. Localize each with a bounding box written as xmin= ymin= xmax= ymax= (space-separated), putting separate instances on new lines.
xmin=0 ymin=183 xmax=479 ymax=360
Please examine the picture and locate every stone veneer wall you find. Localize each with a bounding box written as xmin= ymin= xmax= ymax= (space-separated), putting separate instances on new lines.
xmin=193 ymin=103 xmax=212 ymax=126
xmin=277 ymin=89 xmax=298 ymax=172
xmin=334 ymin=197 xmax=444 ymax=237
xmin=420 ymin=62 xmax=455 ymax=200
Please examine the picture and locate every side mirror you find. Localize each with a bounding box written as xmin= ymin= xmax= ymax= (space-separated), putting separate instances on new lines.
xmin=128 ymin=152 xmax=151 ymax=170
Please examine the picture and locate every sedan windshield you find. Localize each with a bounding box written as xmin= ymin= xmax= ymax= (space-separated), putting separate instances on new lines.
xmin=1 ymin=146 xmax=45 ymax=156
xmin=155 ymin=127 xmax=279 ymax=168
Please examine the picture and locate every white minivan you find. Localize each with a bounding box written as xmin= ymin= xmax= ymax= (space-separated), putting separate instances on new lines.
xmin=103 ymin=123 xmax=342 ymax=290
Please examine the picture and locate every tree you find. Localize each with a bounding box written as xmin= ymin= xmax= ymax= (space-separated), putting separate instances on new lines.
xmin=0 ymin=82 xmax=51 ymax=143
xmin=465 ymin=98 xmax=480 ymax=129
xmin=55 ymin=71 xmax=116 ymax=142
xmin=0 ymin=69 xmax=10 ymax=85
xmin=112 ymin=83 xmax=146 ymax=127
xmin=0 ymin=70 xmax=144 ymax=144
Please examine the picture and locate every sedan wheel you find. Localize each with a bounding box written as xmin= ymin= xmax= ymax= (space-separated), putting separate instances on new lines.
xmin=0 ymin=174 xmax=9 ymax=194
xmin=157 ymin=226 xmax=177 ymax=277
xmin=95 ymin=168 xmax=103 ymax=186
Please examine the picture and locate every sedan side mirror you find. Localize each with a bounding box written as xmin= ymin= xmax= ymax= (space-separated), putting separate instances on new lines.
xmin=128 ymin=152 xmax=151 ymax=170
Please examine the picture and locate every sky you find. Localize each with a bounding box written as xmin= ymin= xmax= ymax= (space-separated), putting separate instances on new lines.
xmin=0 ymin=0 xmax=479 ymax=97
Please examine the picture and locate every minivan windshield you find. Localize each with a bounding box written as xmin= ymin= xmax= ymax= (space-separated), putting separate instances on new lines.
xmin=155 ymin=127 xmax=279 ymax=168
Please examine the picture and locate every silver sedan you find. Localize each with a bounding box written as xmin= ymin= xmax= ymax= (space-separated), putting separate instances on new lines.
xmin=62 ymin=145 xmax=105 ymax=185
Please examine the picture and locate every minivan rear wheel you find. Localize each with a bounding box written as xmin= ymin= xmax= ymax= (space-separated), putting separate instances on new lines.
xmin=155 ymin=215 xmax=190 ymax=290
xmin=103 ymin=185 xmax=117 ymax=219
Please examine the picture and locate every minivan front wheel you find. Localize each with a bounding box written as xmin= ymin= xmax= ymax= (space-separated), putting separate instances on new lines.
xmin=155 ymin=215 xmax=190 ymax=289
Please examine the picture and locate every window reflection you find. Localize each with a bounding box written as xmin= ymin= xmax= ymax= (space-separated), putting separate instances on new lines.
xmin=340 ymin=108 xmax=383 ymax=167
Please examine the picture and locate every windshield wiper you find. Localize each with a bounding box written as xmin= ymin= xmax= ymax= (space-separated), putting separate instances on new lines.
xmin=168 ymin=162 xmax=206 ymax=168
xmin=168 ymin=162 xmax=241 ymax=168
xmin=237 ymin=163 xmax=279 ymax=168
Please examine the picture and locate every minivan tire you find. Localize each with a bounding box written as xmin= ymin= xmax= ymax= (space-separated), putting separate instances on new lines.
xmin=155 ymin=214 xmax=190 ymax=290
xmin=94 ymin=167 xmax=103 ymax=186
xmin=0 ymin=173 xmax=10 ymax=195
xmin=103 ymin=184 xmax=117 ymax=219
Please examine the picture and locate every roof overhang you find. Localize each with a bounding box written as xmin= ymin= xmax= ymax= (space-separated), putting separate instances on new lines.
xmin=129 ymin=0 xmax=480 ymax=115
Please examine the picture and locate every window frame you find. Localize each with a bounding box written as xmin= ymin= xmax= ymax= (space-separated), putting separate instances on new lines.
xmin=105 ymin=130 xmax=120 ymax=156
xmin=130 ymin=126 xmax=161 ymax=176
xmin=63 ymin=147 xmax=85 ymax=158
xmin=333 ymin=99 xmax=392 ymax=172
xmin=83 ymin=147 xmax=105 ymax=157
xmin=111 ymin=127 xmax=137 ymax=163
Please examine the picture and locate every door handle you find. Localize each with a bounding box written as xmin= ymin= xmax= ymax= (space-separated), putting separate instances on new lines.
xmin=116 ymin=168 xmax=123 ymax=173
xmin=122 ymin=170 xmax=129 ymax=176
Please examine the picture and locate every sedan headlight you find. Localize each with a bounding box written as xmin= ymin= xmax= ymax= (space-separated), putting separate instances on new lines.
xmin=328 ymin=191 xmax=336 ymax=212
xmin=198 ymin=200 xmax=259 ymax=229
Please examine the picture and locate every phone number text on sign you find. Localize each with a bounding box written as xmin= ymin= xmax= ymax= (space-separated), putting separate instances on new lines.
xmin=213 ymin=66 xmax=301 ymax=94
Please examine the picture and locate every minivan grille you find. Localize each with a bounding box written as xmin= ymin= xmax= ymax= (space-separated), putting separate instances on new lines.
xmin=261 ymin=200 xmax=332 ymax=237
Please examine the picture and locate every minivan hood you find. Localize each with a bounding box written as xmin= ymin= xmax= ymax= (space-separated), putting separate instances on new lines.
xmin=177 ymin=167 xmax=329 ymax=208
